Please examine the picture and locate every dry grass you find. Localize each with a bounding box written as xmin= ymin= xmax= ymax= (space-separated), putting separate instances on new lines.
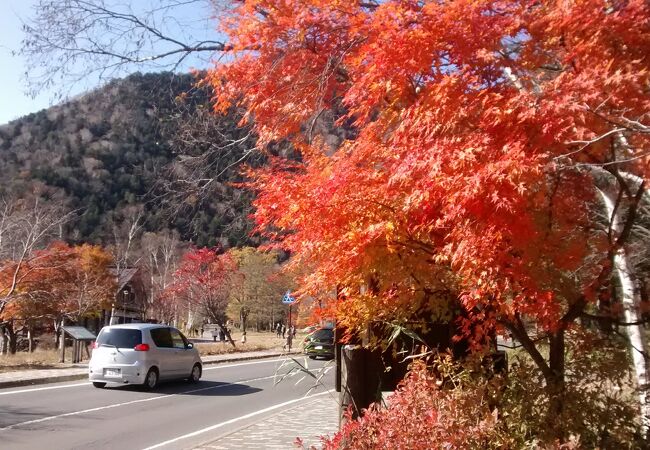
xmin=195 ymin=330 xmax=306 ymax=356
xmin=0 ymin=347 xmax=83 ymax=373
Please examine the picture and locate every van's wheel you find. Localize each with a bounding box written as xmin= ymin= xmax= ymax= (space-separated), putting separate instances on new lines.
xmin=93 ymin=382 xmax=106 ymax=388
xmin=143 ymin=368 xmax=159 ymax=390
xmin=188 ymin=363 xmax=202 ymax=382
xmin=308 ymin=355 xmax=317 ymax=360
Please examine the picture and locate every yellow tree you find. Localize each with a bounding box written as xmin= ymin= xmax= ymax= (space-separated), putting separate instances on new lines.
xmin=226 ymin=247 xmax=291 ymax=334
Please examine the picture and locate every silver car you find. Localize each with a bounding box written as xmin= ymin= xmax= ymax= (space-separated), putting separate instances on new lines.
xmin=89 ymin=323 xmax=202 ymax=390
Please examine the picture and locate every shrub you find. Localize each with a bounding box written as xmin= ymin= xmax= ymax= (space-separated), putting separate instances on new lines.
xmin=321 ymin=357 xmax=514 ymax=450
xmin=319 ymin=330 xmax=643 ymax=449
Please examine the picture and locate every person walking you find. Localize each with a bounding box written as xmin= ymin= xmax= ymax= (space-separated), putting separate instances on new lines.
xmin=286 ymin=326 xmax=293 ymax=351
xmin=276 ymin=322 xmax=282 ymax=338
xmin=281 ymin=324 xmax=286 ymax=339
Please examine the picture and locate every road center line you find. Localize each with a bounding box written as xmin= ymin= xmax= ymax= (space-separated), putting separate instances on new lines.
xmin=203 ymin=357 xmax=290 ymax=371
xmin=0 ymin=375 xmax=277 ymax=431
xmin=141 ymin=390 xmax=333 ymax=450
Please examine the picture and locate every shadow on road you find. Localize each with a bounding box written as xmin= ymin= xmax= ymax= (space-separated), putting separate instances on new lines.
xmin=0 ymin=405 xmax=55 ymax=428
xmin=104 ymin=380 xmax=263 ymax=397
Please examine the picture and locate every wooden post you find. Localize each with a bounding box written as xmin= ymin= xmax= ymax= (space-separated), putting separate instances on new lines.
xmin=339 ymin=345 xmax=382 ymax=426
xmin=335 ymin=326 xmax=343 ymax=393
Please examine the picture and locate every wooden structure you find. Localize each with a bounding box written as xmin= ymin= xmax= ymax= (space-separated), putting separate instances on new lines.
xmin=61 ymin=326 xmax=96 ymax=363
xmin=106 ymin=267 xmax=147 ymax=326
xmin=78 ymin=267 xmax=148 ymax=336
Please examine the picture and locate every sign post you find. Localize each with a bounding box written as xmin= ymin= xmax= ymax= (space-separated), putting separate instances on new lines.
xmin=281 ymin=291 xmax=296 ymax=352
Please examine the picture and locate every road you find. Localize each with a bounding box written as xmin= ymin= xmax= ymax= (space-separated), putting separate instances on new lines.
xmin=0 ymin=356 xmax=335 ymax=450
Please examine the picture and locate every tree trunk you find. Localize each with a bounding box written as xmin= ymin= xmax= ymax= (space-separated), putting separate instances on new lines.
xmin=59 ymin=318 xmax=66 ymax=363
xmin=614 ymin=247 xmax=650 ymax=434
xmin=546 ymin=331 xmax=567 ymax=440
xmin=0 ymin=325 xmax=7 ymax=355
xmin=27 ymin=321 xmax=34 ymax=353
xmin=54 ymin=317 xmax=61 ymax=348
xmin=221 ymin=323 xmax=236 ymax=347
xmin=240 ymin=309 xmax=248 ymax=335
xmin=599 ymin=188 xmax=650 ymax=434
xmin=6 ymin=320 xmax=17 ymax=355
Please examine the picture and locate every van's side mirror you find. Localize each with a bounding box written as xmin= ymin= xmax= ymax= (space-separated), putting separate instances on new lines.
xmin=186 ymin=343 xmax=194 ymax=349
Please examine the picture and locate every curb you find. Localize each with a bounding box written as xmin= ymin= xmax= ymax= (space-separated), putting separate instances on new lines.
xmin=0 ymin=351 xmax=302 ymax=390
xmin=0 ymin=372 xmax=89 ymax=390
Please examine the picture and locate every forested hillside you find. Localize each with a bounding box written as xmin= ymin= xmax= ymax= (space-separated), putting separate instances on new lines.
xmin=0 ymin=72 xmax=261 ymax=247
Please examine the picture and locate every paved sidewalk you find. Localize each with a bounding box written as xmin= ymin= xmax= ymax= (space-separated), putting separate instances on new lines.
xmin=194 ymin=394 xmax=338 ymax=450
xmin=0 ymin=349 xmax=299 ymax=389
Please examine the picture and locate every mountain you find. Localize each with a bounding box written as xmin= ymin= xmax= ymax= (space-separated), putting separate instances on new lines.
xmin=0 ymin=72 xmax=261 ymax=247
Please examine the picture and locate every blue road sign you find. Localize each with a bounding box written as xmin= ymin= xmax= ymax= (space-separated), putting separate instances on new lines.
xmin=282 ymin=291 xmax=296 ymax=304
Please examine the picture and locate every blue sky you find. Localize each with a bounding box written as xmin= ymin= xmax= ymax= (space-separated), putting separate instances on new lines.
xmin=0 ymin=0 xmax=222 ymax=125
xmin=0 ymin=0 xmax=56 ymax=124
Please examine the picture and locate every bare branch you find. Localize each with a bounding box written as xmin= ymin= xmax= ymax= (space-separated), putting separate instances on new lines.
xmin=19 ymin=0 xmax=226 ymax=96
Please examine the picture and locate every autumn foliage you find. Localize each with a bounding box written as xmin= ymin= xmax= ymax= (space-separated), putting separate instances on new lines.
xmin=321 ymin=359 xmax=508 ymax=450
xmin=162 ymin=247 xmax=237 ymax=339
xmin=210 ymin=0 xmax=650 ymax=329
xmin=0 ymin=242 xmax=115 ymax=323
xmin=0 ymin=241 xmax=115 ymax=355
xmin=209 ymin=0 xmax=650 ymax=444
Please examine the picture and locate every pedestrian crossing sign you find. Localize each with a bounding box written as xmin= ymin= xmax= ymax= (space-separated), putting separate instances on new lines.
xmin=282 ymin=291 xmax=296 ymax=304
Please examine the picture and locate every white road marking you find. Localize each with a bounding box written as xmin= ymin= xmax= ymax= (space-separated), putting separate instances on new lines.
xmin=0 ymin=375 xmax=276 ymax=431
xmin=0 ymin=382 xmax=90 ymax=396
xmin=203 ymin=357 xmax=290 ymax=371
xmin=141 ymin=390 xmax=333 ymax=450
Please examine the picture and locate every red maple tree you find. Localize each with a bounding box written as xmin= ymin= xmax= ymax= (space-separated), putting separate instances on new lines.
xmin=207 ymin=0 xmax=650 ymax=443
xmin=163 ymin=247 xmax=237 ymax=346
xmin=0 ymin=242 xmax=115 ymax=353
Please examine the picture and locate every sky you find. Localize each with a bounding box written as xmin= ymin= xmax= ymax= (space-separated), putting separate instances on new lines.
xmin=0 ymin=0 xmax=56 ymax=124
xmin=0 ymin=0 xmax=221 ymax=125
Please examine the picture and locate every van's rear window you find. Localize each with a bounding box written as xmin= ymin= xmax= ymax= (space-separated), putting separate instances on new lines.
xmin=96 ymin=329 xmax=142 ymax=348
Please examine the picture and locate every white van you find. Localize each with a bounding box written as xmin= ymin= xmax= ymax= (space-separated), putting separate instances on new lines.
xmin=89 ymin=323 xmax=202 ymax=389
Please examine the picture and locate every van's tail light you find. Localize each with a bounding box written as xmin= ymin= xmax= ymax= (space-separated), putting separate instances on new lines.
xmin=134 ymin=343 xmax=150 ymax=351
xmin=92 ymin=341 xmax=99 ymax=349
